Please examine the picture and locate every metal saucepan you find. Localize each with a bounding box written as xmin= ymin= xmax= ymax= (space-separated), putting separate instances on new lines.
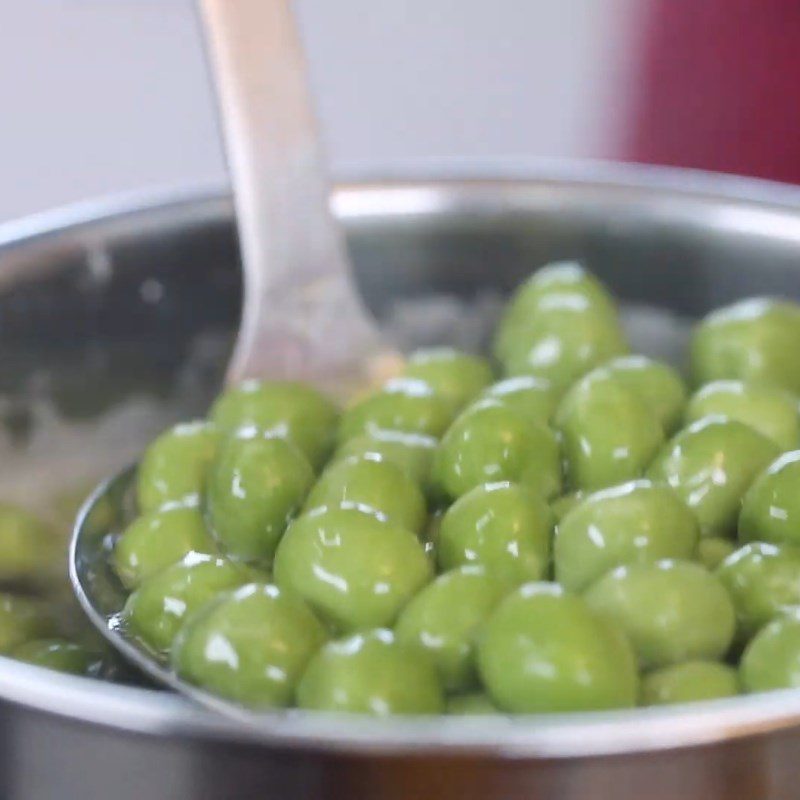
xmin=2 ymin=162 xmax=800 ymax=800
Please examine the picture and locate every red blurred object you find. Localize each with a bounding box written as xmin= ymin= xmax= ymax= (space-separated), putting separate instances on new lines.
xmin=626 ymin=0 xmax=800 ymax=185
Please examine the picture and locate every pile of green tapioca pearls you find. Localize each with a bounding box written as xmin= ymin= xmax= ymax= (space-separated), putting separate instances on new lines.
xmin=0 ymin=502 xmax=107 ymax=676
xmin=112 ymin=262 xmax=800 ymax=715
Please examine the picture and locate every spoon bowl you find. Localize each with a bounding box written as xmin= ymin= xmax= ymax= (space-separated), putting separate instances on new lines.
xmin=69 ymin=466 xmax=301 ymax=724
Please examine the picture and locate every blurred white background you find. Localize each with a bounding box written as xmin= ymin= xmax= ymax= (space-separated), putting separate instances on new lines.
xmin=0 ymin=1 xmax=640 ymax=222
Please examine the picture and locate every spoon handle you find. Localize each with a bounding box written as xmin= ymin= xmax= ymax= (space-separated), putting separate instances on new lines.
xmin=198 ymin=0 xmax=393 ymax=395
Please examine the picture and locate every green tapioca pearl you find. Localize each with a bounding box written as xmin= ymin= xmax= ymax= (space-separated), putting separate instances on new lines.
xmin=403 ymin=348 xmax=493 ymax=411
xmin=685 ymin=380 xmax=799 ymax=450
xmin=584 ymin=560 xmax=735 ymax=669
xmin=273 ymin=508 xmax=432 ymax=634
xmin=477 ymin=583 xmax=638 ymax=713
xmin=0 ymin=594 xmax=56 ymax=654
xmin=499 ymin=295 xmax=629 ymax=395
xmin=395 ymin=566 xmax=508 ymax=692
xmin=12 ymin=639 xmax=103 ymax=677
xmin=691 ymin=298 xmax=800 ymax=395
xmin=296 ymin=628 xmax=444 ymax=715
xmin=740 ymin=611 xmax=800 ymax=692
xmin=0 ymin=504 xmax=59 ymax=586
xmin=641 ymin=661 xmax=739 ymax=706
xmin=593 ymin=355 xmax=688 ymax=433
xmin=437 ymin=482 xmax=553 ymax=586
xmin=554 ymin=480 xmax=699 ymax=592
xmin=136 ymin=421 xmax=219 ymax=513
xmin=333 ymin=430 xmax=436 ymax=487
xmin=338 ymin=378 xmax=454 ymax=444
xmin=432 ymin=401 xmax=561 ymax=502
xmin=172 ymin=583 xmax=326 ymax=708
xmin=696 ymin=538 xmax=737 ymax=571
xmin=493 ymin=262 xmax=619 ymax=365
xmin=123 ymin=552 xmax=252 ymax=653
xmin=556 ymin=373 xmax=664 ymax=492
xmin=446 ymin=693 xmax=500 ymax=715
xmin=210 ymin=380 xmax=339 ymax=470
xmin=303 ymin=454 xmax=426 ymax=534
xmin=478 ymin=375 xmax=558 ymax=427
xmin=716 ymin=542 xmax=800 ymax=643
xmin=647 ymin=417 xmax=780 ymax=538
xmin=207 ymin=432 xmax=314 ymax=565
xmin=740 ymin=451 xmax=800 ymax=547
xmin=113 ymin=506 xmax=216 ymax=590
